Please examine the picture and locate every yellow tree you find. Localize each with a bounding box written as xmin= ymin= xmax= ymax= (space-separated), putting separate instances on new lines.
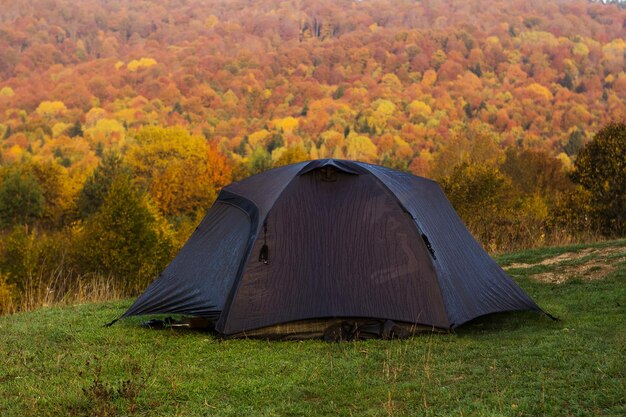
xmin=274 ymin=144 xmax=310 ymax=167
xmin=371 ymin=99 xmax=396 ymax=134
xmin=126 ymin=57 xmax=157 ymax=72
xmin=127 ymin=126 xmax=218 ymax=217
xmin=0 ymin=87 xmax=14 ymax=97
xmin=84 ymin=118 xmax=125 ymax=147
xmin=35 ymin=101 xmax=67 ymax=119
xmin=408 ymin=100 xmax=433 ymax=124
xmin=346 ymin=135 xmax=378 ymax=163
xmin=431 ymin=122 xmax=504 ymax=179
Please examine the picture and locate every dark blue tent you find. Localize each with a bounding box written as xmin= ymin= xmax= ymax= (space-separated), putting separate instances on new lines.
xmin=115 ymin=159 xmax=544 ymax=338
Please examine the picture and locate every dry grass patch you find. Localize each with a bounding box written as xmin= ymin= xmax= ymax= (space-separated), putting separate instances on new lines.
xmin=504 ymin=246 xmax=625 ymax=284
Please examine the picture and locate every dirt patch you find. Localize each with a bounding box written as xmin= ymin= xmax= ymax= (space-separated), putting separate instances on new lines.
xmin=531 ymin=264 xmax=617 ymax=284
xmin=504 ymin=246 xmax=625 ymax=284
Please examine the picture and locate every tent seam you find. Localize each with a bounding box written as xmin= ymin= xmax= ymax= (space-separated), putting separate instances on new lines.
xmin=216 ymin=163 xmax=309 ymax=334
xmin=358 ymin=162 xmax=452 ymax=329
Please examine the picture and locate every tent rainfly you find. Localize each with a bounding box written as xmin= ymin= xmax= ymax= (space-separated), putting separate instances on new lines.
xmin=111 ymin=159 xmax=548 ymax=339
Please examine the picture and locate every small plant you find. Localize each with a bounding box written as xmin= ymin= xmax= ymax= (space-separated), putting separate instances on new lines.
xmin=79 ymin=355 xmax=155 ymax=416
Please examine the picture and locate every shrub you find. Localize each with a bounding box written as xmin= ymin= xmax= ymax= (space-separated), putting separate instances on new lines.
xmin=0 ymin=225 xmax=77 ymax=307
xmin=0 ymin=273 xmax=15 ymax=315
xmin=440 ymin=163 xmax=514 ymax=250
xmin=74 ymin=175 xmax=175 ymax=293
xmin=77 ymin=151 xmax=130 ymax=219
xmin=0 ymin=167 xmax=44 ymax=229
xmin=0 ymin=226 xmax=42 ymax=294
xmin=571 ymin=122 xmax=626 ymax=236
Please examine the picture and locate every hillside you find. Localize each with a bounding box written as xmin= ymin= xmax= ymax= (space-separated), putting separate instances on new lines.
xmin=1 ymin=0 xmax=625 ymax=170
xmin=1 ymin=240 xmax=624 ymax=416
xmin=0 ymin=0 xmax=625 ymax=319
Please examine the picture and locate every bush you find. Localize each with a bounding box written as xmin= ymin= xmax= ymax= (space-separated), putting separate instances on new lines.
xmin=440 ymin=163 xmax=515 ymax=250
xmin=0 ymin=226 xmax=43 ymax=294
xmin=0 ymin=226 xmax=74 ymax=310
xmin=77 ymin=151 xmax=130 ymax=219
xmin=74 ymin=175 xmax=175 ymax=293
xmin=0 ymin=167 xmax=44 ymax=229
xmin=0 ymin=273 xmax=15 ymax=315
xmin=571 ymin=122 xmax=626 ymax=236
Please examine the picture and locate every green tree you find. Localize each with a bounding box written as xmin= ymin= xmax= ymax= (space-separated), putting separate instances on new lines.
xmin=564 ymin=129 xmax=585 ymax=156
xmin=332 ymin=85 xmax=345 ymax=100
xmin=0 ymin=226 xmax=69 ymax=301
xmin=440 ymin=163 xmax=513 ymax=250
xmin=68 ymin=120 xmax=84 ymax=138
xmin=77 ymin=152 xmax=129 ymax=219
xmin=28 ymin=161 xmax=73 ymax=228
xmin=571 ymin=123 xmax=626 ymax=235
xmin=0 ymin=168 xmax=44 ymax=229
xmin=76 ymin=175 xmax=174 ymax=291
xmin=3 ymin=125 xmax=13 ymax=139
xmin=247 ymin=146 xmax=272 ymax=175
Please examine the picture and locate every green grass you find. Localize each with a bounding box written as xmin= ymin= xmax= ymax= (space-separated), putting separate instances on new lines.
xmin=1 ymin=241 xmax=624 ymax=416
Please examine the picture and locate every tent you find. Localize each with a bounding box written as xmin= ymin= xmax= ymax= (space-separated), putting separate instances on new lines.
xmin=113 ymin=159 xmax=545 ymax=339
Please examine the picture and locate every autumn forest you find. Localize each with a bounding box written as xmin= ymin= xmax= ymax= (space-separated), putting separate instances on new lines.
xmin=0 ymin=0 xmax=624 ymax=313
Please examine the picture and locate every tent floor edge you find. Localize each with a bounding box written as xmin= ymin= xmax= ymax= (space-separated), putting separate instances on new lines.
xmin=220 ymin=318 xmax=449 ymax=341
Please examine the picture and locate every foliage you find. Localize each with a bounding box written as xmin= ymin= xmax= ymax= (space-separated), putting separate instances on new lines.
xmin=274 ymin=144 xmax=310 ymax=167
xmin=67 ymin=120 xmax=83 ymax=138
xmin=440 ymin=163 xmax=514 ymax=249
xmin=346 ymin=135 xmax=378 ymax=162
xmin=84 ymin=119 xmax=125 ymax=145
xmin=246 ymin=146 xmax=272 ymax=175
xmin=273 ymin=117 xmax=299 ymax=134
xmin=206 ymin=144 xmax=233 ymax=189
xmin=28 ymin=160 xmax=74 ymax=228
xmin=74 ymin=175 xmax=174 ymax=292
xmin=77 ymin=152 xmax=130 ymax=219
xmin=408 ymin=100 xmax=432 ymax=123
xmin=571 ymin=123 xmax=626 ymax=236
xmin=563 ymin=129 xmax=585 ymax=157
xmin=551 ymin=185 xmax=596 ymax=234
xmin=0 ymin=86 xmax=15 ymax=97
xmin=0 ymin=226 xmax=72 ymax=308
xmin=0 ymin=167 xmax=45 ymax=229
xmin=126 ymin=57 xmax=157 ymax=72
xmin=35 ymin=101 xmax=67 ymax=118
xmin=126 ymin=126 xmax=219 ymax=217
xmin=0 ymin=227 xmax=42 ymax=293
xmin=0 ymin=0 xmax=624 ymax=173
xmin=0 ymin=272 xmax=14 ymax=315
xmin=501 ymin=148 xmax=571 ymax=202
xmin=431 ymin=122 xmax=504 ymax=179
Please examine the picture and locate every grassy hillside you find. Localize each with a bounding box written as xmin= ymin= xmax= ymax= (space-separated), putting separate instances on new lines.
xmin=1 ymin=240 xmax=624 ymax=417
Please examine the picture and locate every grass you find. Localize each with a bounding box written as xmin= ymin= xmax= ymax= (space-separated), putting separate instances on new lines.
xmin=0 ymin=240 xmax=624 ymax=416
